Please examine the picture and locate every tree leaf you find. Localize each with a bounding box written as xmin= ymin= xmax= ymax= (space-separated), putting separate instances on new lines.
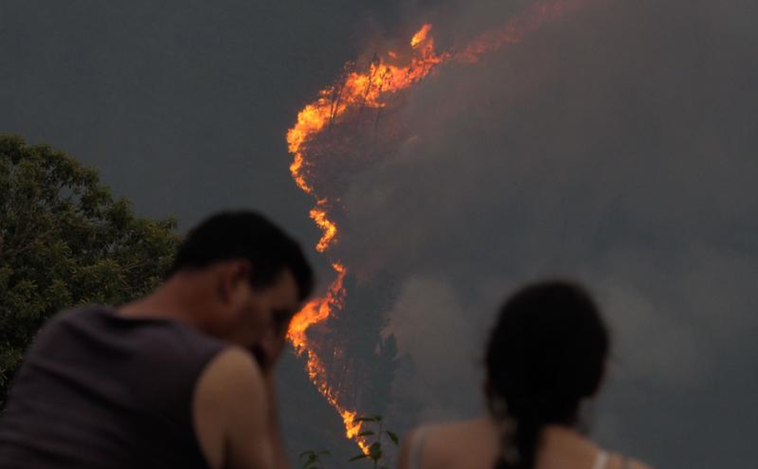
xmin=349 ymin=453 xmax=369 ymax=462
xmin=386 ymin=431 xmax=400 ymax=446
xmin=357 ymin=430 xmax=375 ymax=437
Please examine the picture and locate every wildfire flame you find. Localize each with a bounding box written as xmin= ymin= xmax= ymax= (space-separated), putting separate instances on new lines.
xmin=310 ymin=203 xmax=338 ymax=253
xmin=284 ymin=23 xmax=446 ymax=452
xmin=411 ymin=24 xmax=433 ymax=48
xmin=285 ymin=0 xmax=594 ymax=452
xmin=286 ymin=263 xmax=372 ymax=453
xmin=287 ymin=263 xmax=346 ymax=353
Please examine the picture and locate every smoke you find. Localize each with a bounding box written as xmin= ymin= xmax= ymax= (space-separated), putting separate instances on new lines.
xmin=383 ymin=275 xmax=479 ymax=421
xmin=327 ymin=0 xmax=758 ymax=465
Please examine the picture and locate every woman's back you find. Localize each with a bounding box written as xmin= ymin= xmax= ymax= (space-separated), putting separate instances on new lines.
xmin=401 ymin=419 xmax=651 ymax=469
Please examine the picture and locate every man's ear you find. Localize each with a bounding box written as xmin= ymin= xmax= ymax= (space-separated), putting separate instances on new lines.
xmin=230 ymin=259 xmax=252 ymax=287
xmin=218 ymin=259 xmax=253 ymax=304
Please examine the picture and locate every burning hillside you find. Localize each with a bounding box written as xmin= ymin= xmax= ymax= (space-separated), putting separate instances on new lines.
xmin=285 ymin=0 xmax=597 ymax=451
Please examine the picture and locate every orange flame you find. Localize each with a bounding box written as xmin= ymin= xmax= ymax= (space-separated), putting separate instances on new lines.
xmin=285 ymin=24 xmax=448 ymax=230
xmin=285 ymin=0 xmax=595 ymax=452
xmin=284 ymin=21 xmax=449 ymax=453
xmin=287 ymin=263 xmax=346 ymax=353
xmin=299 ymin=347 xmax=371 ymax=453
xmin=411 ymin=24 xmax=433 ymax=48
xmin=310 ymin=203 xmax=338 ymax=253
xmin=286 ymin=262 xmax=372 ymax=452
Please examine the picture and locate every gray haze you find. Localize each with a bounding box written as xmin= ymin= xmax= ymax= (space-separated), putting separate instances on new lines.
xmin=0 ymin=0 xmax=411 ymax=235
xmin=338 ymin=1 xmax=758 ymax=467
xmin=2 ymin=1 xmax=757 ymax=467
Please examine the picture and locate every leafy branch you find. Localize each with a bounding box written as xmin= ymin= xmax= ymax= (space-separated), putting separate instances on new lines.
xmin=299 ymin=450 xmax=331 ymax=469
xmin=348 ymin=415 xmax=399 ymax=469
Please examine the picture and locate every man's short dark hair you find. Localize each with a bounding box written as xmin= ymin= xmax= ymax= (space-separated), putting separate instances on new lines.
xmin=168 ymin=211 xmax=314 ymax=301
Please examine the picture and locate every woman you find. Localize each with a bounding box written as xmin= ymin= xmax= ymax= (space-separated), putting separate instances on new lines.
xmin=399 ymin=280 xmax=651 ymax=469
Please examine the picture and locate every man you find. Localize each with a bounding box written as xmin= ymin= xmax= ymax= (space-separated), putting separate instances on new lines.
xmin=0 ymin=211 xmax=314 ymax=469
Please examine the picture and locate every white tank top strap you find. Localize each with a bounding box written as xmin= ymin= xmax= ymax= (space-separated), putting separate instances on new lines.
xmin=592 ymin=450 xmax=610 ymax=469
xmin=409 ymin=426 xmax=430 ymax=469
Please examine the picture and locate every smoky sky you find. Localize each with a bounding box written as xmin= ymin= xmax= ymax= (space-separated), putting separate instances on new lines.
xmin=322 ymin=0 xmax=758 ymax=466
xmin=2 ymin=1 xmax=758 ymax=467
xmin=0 ymin=0 xmax=414 ymax=236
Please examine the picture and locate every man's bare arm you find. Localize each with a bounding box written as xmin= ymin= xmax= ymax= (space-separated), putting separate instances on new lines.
xmin=193 ymin=347 xmax=276 ymax=469
xmin=263 ymin=373 xmax=290 ymax=469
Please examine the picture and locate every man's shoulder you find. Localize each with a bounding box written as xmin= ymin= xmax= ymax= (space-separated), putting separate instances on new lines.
xmin=33 ymin=305 xmax=227 ymax=370
xmin=40 ymin=305 xmax=103 ymax=328
xmin=26 ymin=306 xmax=104 ymax=349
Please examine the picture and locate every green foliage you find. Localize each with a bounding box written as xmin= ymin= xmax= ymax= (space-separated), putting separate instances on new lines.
xmin=299 ymin=450 xmax=331 ymax=469
xmin=348 ymin=415 xmax=399 ymax=469
xmin=0 ymin=135 xmax=181 ymax=406
xmin=299 ymin=414 xmax=400 ymax=469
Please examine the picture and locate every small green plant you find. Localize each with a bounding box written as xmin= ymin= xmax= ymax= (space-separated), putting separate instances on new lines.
xmin=348 ymin=415 xmax=399 ymax=469
xmin=299 ymin=450 xmax=331 ymax=469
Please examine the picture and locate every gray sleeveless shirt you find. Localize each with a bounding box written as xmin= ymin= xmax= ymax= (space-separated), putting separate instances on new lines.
xmin=0 ymin=307 xmax=226 ymax=468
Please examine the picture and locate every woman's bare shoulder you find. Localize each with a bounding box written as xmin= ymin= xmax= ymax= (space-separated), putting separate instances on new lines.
xmin=609 ymin=453 xmax=653 ymax=469
xmin=399 ymin=418 xmax=499 ymax=469
xmin=628 ymin=458 xmax=653 ymax=469
xmin=426 ymin=417 xmax=497 ymax=438
xmin=425 ymin=418 xmax=500 ymax=464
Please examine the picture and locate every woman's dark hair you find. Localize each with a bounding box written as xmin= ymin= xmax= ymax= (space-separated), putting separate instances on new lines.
xmin=485 ymin=280 xmax=609 ymax=469
xmin=168 ymin=211 xmax=314 ymax=301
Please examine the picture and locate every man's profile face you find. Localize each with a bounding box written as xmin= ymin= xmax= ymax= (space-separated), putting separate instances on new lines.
xmin=224 ymin=267 xmax=300 ymax=370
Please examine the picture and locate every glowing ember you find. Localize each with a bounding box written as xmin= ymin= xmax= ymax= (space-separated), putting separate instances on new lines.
xmin=285 ymin=0 xmax=595 ymax=452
